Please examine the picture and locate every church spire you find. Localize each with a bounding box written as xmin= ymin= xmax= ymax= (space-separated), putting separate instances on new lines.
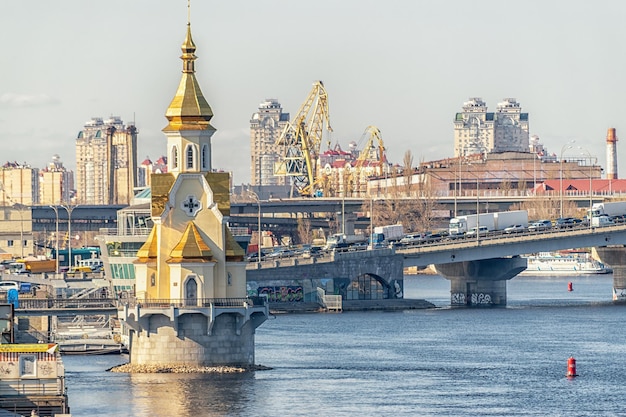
xmin=163 ymin=7 xmax=214 ymax=133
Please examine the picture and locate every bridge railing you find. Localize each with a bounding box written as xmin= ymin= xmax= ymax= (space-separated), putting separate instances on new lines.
xmin=122 ymin=297 xmax=267 ymax=309
xmin=15 ymin=298 xmax=117 ymax=310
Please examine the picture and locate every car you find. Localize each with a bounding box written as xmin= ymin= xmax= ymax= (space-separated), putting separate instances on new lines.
xmin=555 ymin=217 xmax=576 ymax=229
xmin=0 ymin=281 xmax=20 ymax=293
xmin=528 ymin=220 xmax=552 ymax=232
xmin=504 ymin=224 xmax=526 ymax=234
xmin=302 ymin=247 xmax=322 ymax=259
xmin=423 ymin=232 xmax=443 ymax=243
xmin=465 ymin=226 xmax=490 ymax=238
xmin=267 ymin=248 xmax=296 ymax=259
xmin=399 ymin=233 xmax=426 ymax=246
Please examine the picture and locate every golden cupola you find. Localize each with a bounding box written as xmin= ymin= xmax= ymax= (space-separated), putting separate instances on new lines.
xmin=162 ymin=23 xmax=215 ymax=133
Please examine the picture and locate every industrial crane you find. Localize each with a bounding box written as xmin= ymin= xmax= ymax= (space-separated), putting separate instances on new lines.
xmin=274 ymin=81 xmax=332 ymax=197
xmin=355 ymin=125 xmax=387 ymax=176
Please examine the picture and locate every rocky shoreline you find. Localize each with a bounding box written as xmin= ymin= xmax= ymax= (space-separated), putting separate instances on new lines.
xmin=109 ymin=363 xmax=272 ymax=374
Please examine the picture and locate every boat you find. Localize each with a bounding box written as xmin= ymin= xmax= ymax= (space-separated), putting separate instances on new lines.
xmin=521 ymin=251 xmax=613 ymax=275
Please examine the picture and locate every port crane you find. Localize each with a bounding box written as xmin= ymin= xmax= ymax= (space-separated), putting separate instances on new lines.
xmin=354 ymin=125 xmax=387 ymax=176
xmin=274 ymin=81 xmax=332 ymax=197
xmin=348 ymin=126 xmax=387 ymax=196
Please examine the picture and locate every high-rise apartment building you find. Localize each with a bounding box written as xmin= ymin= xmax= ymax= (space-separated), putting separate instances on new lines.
xmin=75 ymin=117 xmax=138 ymax=205
xmin=0 ymin=162 xmax=39 ymax=206
xmin=39 ymin=154 xmax=73 ymax=205
xmin=454 ymin=98 xmax=529 ymax=156
xmin=250 ymin=99 xmax=289 ymax=186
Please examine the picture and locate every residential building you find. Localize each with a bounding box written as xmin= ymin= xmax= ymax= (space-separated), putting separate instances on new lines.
xmin=75 ymin=116 xmax=138 ymax=205
xmin=0 ymin=162 xmax=38 ymax=206
xmin=39 ymin=154 xmax=73 ymax=205
xmin=454 ymin=98 xmax=529 ymax=156
xmin=250 ymin=99 xmax=289 ymax=186
xmin=138 ymin=156 xmax=167 ymax=188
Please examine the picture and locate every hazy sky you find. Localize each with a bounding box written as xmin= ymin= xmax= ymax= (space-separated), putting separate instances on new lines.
xmin=2 ymin=1 xmax=626 ymax=185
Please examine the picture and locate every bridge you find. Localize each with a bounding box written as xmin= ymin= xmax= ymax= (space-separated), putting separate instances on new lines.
xmin=246 ymin=223 xmax=626 ymax=307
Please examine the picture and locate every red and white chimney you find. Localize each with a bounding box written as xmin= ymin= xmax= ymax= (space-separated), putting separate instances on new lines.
xmin=606 ymin=128 xmax=618 ymax=179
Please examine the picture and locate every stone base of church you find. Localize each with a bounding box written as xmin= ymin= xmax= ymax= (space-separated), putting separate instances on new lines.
xmin=123 ymin=305 xmax=268 ymax=367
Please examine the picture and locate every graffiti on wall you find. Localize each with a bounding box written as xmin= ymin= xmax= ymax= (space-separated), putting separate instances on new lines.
xmin=471 ymin=293 xmax=492 ymax=305
xmin=451 ymin=292 xmax=466 ymax=305
xmin=258 ymin=286 xmax=304 ymax=303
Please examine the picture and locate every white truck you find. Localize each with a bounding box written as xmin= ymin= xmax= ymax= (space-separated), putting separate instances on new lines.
xmin=449 ymin=213 xmax=496 ymax=237
xmin=324 ymin=233 xmax=368 ymax=250
xmin=494 ymin=210 xmax=529 ymax=230
xmin=588 ymin=202 xmax=626 ymax=218
xmin=371 ymin=224 xmax=405 ymax=246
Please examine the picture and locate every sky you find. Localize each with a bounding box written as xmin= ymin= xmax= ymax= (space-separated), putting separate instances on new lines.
xmin=2 ymin=1 xmax=626 ymax=185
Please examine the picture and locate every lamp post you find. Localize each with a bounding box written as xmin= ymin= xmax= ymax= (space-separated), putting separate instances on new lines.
xmin=12 ymin=204 xmax=26 ymax=258
xmin=559 ymin=141 xmax=575 ymax=218
xmin=249 ymin=191 xmax=262 ymax=266
xmin=50 ymin=205 xmax=60 ymax=272
xmin=475 ymin=172 xmax=480 ymax=244
xmin=578 ymin=147 xmax=594 ymax=230
xmin=60 ymin=204 xmax=78 ymax=268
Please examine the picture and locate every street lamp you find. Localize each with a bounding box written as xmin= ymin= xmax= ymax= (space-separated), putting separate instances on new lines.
xmin=60 ymin=204 xmax=78 ymax=268
xmin=248 ymin=191 xmax=262 ymax=266
xmin=12 ymin=204 xmax=26 ymax=258
xmin=475 ymin=172 xmax=480 ymax=244
xmin=50 ymin=205 xmax=60 ymax=272
xmin=559 ymin=141 xmax=575 ymax=218
xmin=578 ymin=147 xmax=594 ymax=230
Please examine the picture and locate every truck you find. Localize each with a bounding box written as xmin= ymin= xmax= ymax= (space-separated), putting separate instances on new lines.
xmin=448 ymin=213 xmax=496 ymax=237
xmin=324 ymin=233 xmax=368 ymax=250
xmin=7 ymin=259 xmax=56 ymax=275
xmin=587 ymin=202 xmax=626 ymax=218
xmin=449 ymin=210 xmax=529 ymax=237
xmin=370 ymin=224 xmax=405 ymax=247
xmin=494 ymin=210 xmax=529 ymax=230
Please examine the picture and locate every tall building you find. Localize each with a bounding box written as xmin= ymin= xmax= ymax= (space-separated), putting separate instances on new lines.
xmin=75 ymin=116 xmax=138 ymax=205
xmin=39 ymin=154 xmax=73 ymax=205
xmin=454 ymin=98 xmax=529 ymax=156
xmin=0 ymin=162 xmax=38 ymax=206
xmin=249 ymin=99 xmax=289 ymax=186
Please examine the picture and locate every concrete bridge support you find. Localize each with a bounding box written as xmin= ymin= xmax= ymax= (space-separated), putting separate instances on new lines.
xmin=593 ymin=247 xmax=626 ymax=303
xmin=434 ymin=257 xmax=528 ymax=307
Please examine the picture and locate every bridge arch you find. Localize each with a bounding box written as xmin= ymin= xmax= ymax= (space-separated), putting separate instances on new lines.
xmin=344 ymin=273 xmax=392 ymax=300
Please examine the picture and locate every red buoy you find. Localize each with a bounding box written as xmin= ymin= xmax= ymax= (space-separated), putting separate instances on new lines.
xmin=567 ymin=282 xmax=573 ymax=292
xmin=566 ymin=356 xmax=577 ymax=377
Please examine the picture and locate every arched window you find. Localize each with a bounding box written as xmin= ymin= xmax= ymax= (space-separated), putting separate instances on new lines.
xmin=185 ymin=276 xmax=198 ymax=306
xmin=186 ymin=145 xmax=195 ymax=170
xmin=171 ymin=146 xmax=179 ymax=169
xmin=201 ymin=144 xmax=209 ymax=170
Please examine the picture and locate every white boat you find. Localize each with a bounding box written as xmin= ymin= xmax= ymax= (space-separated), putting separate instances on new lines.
xmin=521 ymin=252 xmax=613 ymax=275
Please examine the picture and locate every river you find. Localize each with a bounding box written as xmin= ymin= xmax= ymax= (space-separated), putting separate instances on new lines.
xmin=63 ymin=274 xmax=626 ymax=416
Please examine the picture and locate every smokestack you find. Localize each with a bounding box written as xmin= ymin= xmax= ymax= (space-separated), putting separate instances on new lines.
xmin=606 ymin=128 xmax=618 ymax=179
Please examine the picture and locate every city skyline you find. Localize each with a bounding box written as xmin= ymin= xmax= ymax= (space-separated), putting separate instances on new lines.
xmin=2 ymin=1 xmax=625 ymax=185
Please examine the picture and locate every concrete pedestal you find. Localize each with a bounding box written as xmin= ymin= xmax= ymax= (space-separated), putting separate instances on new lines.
xmin=593 ymin=247 xmax=626 ymax=303
xmin=435 ymin=257 xmax=528 ymax=307
xmin=121 ymin=303 xmax=268 ymax=367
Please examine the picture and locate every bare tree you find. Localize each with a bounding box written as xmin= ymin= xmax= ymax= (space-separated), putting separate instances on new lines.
xmin=296 ymin=217 xmax=312 ymax=245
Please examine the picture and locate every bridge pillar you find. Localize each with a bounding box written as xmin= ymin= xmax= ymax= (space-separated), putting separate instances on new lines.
xmin=434 ymin=257 xmax=527 ymax=307
xmin=593 ymin=247 xmax=626 ymax=303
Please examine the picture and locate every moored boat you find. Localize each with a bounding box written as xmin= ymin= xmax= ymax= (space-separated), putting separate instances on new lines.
xmin=521 ymin=251 xmax=612 ymax=275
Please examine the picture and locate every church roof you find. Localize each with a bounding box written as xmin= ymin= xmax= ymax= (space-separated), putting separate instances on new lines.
xmin=224 ymin=226 xmax=245 ymax=262
xmin=135 ymin=227 xmax=158 ymax=262
xmin=167 ymin=221 xmax=213 ymax=262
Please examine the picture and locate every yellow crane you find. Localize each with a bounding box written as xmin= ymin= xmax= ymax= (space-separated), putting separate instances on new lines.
xmin=355 ymin=125 xmax=386 ymax=176
xmin=274 ymin=81 xmax=332 ymax=197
